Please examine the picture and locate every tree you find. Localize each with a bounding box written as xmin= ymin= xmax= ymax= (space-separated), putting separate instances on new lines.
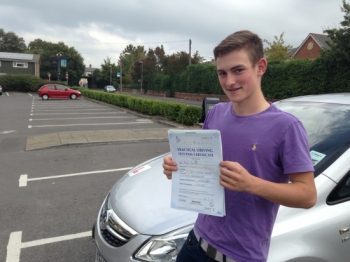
xmin=263 ymin=32 xmax=293 ymax=61
xmin=321 ymin=0 xmax=350 ymax=65
xmin=26 ymin=40 xmax=85 ymax=85
xmin=118 ymin=45 xmax=147 ymax=85
xmin=0 ymin=29 xmax=27 ymax=52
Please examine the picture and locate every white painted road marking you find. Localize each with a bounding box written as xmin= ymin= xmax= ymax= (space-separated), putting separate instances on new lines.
xmin=6 ymin=231 xmax=91 ymax=262
xmin=6 ymin=232 xmax=21 ymax=262
xmin=28 ymin=93 xmax=32 ymax=96
xmin=30 ymin=112 xmax=125 ymax=116
xmin=0 ymin=130 xmax=16 ymax=134
xmin=29 ymin=116 xmax=131 ymax=121
xmin=31 ymin=108 xmax=111 ymax=111
xmin=28 ymin=120 xmax=153 ymax=128
xmin=19 ymin=167 xmax=133 ymax=187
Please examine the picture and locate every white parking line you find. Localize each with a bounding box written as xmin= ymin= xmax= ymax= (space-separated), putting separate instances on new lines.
xmin=6 ymin=231 xmax=91 ymax=262
xmin=30 ymin=112 xmax=125 ymax=116
xmin=28 ymin=120 xmax=153 ymax=128
xmin=31 ymin=108 xmax=111 ymax=112
xmin=29 ymin=116 xmax=131 ymax=121
xmin=28 ymin=93 xmax=32 ymax=96
xmin=19 ymin=167 xmax=133 ymax=187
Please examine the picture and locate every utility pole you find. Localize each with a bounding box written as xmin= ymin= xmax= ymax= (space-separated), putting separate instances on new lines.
xmin=109 ymin=65 xmax=112 ymax=85
xmin=189 ymin=39 xmax=192 ymax=66
xmin=119 ymin=52 xmax=130 ymax=93
xmin=139 ymin=61 xmax=143 ymax=95
xmin=120 ymin=63 xmax=123 ymax=92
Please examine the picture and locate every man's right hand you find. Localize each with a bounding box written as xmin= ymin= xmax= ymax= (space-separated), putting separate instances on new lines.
xmin=162 ymin=155 xmax=177 ymax=179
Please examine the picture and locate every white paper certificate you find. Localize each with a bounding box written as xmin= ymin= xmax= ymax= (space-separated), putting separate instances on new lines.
xmin=168 ymin=129 xmax=225 ymax=217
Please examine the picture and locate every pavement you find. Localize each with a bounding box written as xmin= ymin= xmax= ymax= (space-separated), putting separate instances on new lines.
xmin=25 ymin=94 xmax=203 ymax=151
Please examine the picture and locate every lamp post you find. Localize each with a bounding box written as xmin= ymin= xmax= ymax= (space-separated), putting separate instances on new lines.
xmin=119 ymin=52 xmax=130 ymax=93
xmin=109 ymin=65 xmax=112 ymax=85
xmin=138 ymin=61 xmax=143 ymax=95
xmin=56 ymin=52 xmax=62 ymax=81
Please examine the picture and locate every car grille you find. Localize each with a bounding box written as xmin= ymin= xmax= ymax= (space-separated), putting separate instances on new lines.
xmin=101 ymin=228 xmax=127 ymax=247
xmin=99 ymin=193 xmax=138 ymax=247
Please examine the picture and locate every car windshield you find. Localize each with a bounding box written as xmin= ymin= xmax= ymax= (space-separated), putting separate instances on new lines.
xmin=275 ymin=101 xmax=350 ymax=178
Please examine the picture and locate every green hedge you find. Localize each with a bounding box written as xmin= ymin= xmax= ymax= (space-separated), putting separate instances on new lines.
xmin=147 ymin=58 xmax=350 ymax=99
xmin=0 ymin=75 xmax=44 ymax=92
xmin=80 ymin=89 xmax=202 ymax=126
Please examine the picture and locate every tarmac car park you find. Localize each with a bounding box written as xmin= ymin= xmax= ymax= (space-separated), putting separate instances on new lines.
xmin=0 ymin=92 xmax=177 ymax=262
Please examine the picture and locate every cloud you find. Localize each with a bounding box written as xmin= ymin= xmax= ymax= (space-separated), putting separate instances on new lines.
xmin=0 ymin=0 xmax=344 ymax=67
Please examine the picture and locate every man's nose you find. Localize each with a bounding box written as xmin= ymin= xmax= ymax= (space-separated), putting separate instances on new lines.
xmin=226 ymin=73 xmax=236 ymax=86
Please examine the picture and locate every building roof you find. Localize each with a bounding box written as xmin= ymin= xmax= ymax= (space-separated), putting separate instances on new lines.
xmin=292 ymin=33 xmax=331 ymax=58
xmin=310 ymin=33 xmax=331 ymax=49
xmin=0 ymin=52 xmax=40 ymax=62
xmin=85 ymin=67 xmax=99 ymax=73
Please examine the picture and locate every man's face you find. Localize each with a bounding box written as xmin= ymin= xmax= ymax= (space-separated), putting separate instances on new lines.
xmin=216 ymin=49 xmax=263 ymax=104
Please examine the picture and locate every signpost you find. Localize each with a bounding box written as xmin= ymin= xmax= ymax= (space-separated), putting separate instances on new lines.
xmin=65 ymin=72 xmax=69 ymax=85
xmin=47 ymin=72 xmax=51 ymax=81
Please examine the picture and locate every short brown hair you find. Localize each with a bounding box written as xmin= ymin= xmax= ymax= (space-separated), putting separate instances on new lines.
xmin=213 ymin=30 xmax=264 ymax=66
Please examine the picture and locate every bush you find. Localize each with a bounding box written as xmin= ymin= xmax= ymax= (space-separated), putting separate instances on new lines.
xmin=0 ymin=75 xmax=44 ymax=92
xmin=80 ymin=89 xmax=201 ymax=126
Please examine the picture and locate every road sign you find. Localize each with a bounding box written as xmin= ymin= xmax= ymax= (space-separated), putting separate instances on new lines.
xmin=116 ymin=72 xmax=121 ymax=77
xmin=65 ymin=73 xmax=69 ymax=79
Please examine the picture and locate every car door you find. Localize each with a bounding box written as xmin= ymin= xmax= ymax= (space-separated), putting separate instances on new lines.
xmin=47 ymin=85 xmax=58 ymax=98
xmin=55 ymin=85 xmax=68 ymax=98
xmin=322 ymin=170 xmax=350 ymax=259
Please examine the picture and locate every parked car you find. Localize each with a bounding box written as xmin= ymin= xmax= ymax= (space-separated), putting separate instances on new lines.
xmin=0 ymin=85 xmax=2 ymax=95
xmin=38 ymin=84 xmax=81 ymax=100
xmin=93 ymin=93 xmax=350 ymax=262
xmin=104 ymin=85 xmax=116 ymax=93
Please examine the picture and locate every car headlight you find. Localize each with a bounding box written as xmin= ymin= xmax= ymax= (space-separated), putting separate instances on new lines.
xmin=135 ymin=224 xmax=193 ymax=261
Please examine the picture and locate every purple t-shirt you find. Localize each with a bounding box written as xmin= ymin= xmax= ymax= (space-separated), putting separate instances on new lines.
xmin=194 ymin=102 xmax=314 ymax=262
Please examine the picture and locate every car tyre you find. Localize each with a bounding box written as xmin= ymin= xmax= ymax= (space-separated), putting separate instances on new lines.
xmin=92 ymin=222 xmax=95 ymax=239
xmin=42 ymin=94 xmax=49 ymax=100
xmin=70 ymin=94 xmax=77 ymax=100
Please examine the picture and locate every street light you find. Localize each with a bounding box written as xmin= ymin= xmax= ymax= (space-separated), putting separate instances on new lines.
xmin=119 ymin=52 xmax=130 ymax=93
xmin=138 ymin=61 xmax=143 ymax=95
xmin=109 ymin=65 xmax=112 ymax=85
xmin=56 ymin=52 xmax=62 ymax=81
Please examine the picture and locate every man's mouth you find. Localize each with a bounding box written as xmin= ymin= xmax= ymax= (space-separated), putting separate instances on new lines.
xmin=227 ymin=87 xmax=241 ymax=91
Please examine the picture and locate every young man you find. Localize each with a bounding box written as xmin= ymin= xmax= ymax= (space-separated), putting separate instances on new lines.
xmin=163 ymin=30 xmax=317 ymax=262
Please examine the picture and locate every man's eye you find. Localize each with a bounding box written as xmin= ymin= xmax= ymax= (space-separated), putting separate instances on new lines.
xmin=218 ymin=72 xmax=226 ymax=76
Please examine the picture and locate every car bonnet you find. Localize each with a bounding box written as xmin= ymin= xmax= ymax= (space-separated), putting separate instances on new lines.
xmin=109 ymin=154 xmax=197 ymax=235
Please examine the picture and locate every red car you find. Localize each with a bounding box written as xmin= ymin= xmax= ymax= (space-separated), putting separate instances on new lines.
xmin=38 ymin=84 xmax=81 ymax=100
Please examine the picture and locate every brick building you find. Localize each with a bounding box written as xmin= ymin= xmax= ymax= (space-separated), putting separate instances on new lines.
xmin=292 ymin=33 xmax=331 ymax=59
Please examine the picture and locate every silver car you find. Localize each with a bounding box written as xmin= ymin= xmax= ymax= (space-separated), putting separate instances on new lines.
xmin=93 ymin=93 xmax=350 ymax=262
xmin=104 ymin=85 xmax=116 ymax=93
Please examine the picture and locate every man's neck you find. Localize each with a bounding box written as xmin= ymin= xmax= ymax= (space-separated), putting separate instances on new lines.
xmin=232 ymin=94 xmax=270 ymax=116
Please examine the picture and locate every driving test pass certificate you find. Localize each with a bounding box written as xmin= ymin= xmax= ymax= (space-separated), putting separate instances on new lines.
xmin=168 ymin=129 xmax=225 ymax=217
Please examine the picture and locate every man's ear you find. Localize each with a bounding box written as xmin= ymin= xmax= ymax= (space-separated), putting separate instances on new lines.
xmin=257 ymin=58 xmax=267 ymax=76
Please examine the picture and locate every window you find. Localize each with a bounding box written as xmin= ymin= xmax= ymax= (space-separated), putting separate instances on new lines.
xmin=13 ymin=62 xmax=28 ymax=68
xmin=276 ymin=102 xmax=350 ymax=178
xmin=56 ymin=85 xmax=66 ymax=91
xmin=327 ymin=171 xmax=350 ymax=205
xmin=48 ymin=85 xmax=55 ymax=90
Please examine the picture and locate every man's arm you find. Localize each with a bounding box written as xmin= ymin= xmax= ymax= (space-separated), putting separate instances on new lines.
xmin=219 ymin=161 xmax=317 ymax=209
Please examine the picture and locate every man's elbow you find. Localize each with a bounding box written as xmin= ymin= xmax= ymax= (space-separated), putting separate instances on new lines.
xmin=302 ymin=190 xmax=317 ymax=209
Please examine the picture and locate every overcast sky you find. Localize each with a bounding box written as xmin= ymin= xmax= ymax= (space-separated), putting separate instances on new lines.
xmin=0 ymin=0 xmax=344 ymax=68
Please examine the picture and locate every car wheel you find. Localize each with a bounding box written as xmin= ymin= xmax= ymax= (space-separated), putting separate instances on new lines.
xmin=42 ymin=94 xmax=49 ymax=100
xmin=70 ymin=94 xmax=77 ymax=100
xmin=92 ymin=222 xmax=95 ymax=239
